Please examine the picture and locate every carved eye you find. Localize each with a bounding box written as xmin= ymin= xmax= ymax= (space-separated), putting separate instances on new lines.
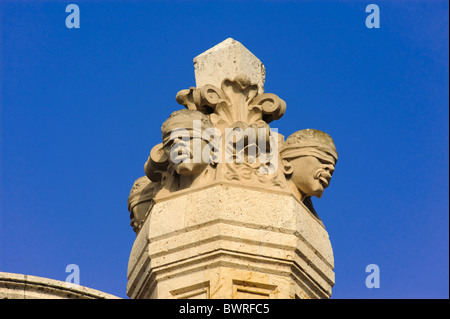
xmin=325 ymin=165 xmax=335 ymax=176
xmin=318 ymin=159 xmax=335 ymax=175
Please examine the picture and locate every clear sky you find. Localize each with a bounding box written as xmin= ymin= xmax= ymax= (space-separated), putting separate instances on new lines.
xmin=0 ymin=0 xmax=448 ymax=299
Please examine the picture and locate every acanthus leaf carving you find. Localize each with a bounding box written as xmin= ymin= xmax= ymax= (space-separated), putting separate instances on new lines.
xmin=175 ymin=74 xmax=286 ymax=129
xmin=249 ymin=93 xmax=286 ymax=124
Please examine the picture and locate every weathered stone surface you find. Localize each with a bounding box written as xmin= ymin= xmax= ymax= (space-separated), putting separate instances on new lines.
xmin=127 ymin=185 xmax=334 ymax=299
xmin=193 ymin=38 xmax=266 ymax=94
xmin=0 ymin=272 xmax=120 ymax=299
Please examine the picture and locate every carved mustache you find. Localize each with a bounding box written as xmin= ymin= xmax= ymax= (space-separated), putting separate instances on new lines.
xmin=314 ymin=169 xmax=332 ymax=188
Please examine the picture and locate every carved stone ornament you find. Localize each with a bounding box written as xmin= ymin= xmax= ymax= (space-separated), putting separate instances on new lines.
xmin=127 ymin=76 xmax=337 ymax=234
xmin=175 ymin=74 xmax=286 ymax=130
xmin=126 ymin=39 xmax=338 ymax=300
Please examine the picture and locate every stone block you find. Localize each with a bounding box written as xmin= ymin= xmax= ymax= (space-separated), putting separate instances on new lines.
xmin=126 ymin=184 xmax=334 ymax=299
xmin=194 ymin=38 xmax=266 ymax=94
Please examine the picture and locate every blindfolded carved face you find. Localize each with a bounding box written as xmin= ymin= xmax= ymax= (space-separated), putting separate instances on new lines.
xmin=280 ymin=129 xmax=338 ymax=201
xmin=287 ymin=155 xmax=335 ymax=199
xmin=162 ymin=129 xmax=210 ymax=176
xmin=161 ymin=109 xmax=214 ymax=176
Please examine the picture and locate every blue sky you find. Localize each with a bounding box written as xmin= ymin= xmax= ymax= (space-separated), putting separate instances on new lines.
xmin=0 ymin=1 xmax=448 ymax=299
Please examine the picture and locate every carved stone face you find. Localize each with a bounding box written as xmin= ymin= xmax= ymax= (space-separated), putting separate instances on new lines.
xmin=280 ymin=129 xmax=338 ymax=202
xmin=128 ymin=176 xmax=161 ymax=232
xmin=161 ymin=109 xmax=214 ymax=177
xmin=132 ymin=201 xmax=151 ymax=228
xmin=163 ymin=129 xmax=210 ymax=176
xmin=288 ymin=155 xmax=335 ymax=199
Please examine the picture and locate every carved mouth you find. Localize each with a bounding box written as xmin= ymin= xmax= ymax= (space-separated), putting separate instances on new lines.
xmin=315 ymin=170 xmax=330 ymax=189
xmin=172 ymin=153 xmax=191 ymax=164
xmin=319 ymin=176 xmax=329 ymax=188
xmin=314 ymin=170 xmax=323 ymax=180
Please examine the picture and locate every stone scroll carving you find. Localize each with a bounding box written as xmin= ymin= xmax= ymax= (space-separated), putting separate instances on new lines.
xmin=175 ymin=74 xmax=286 ymax=130
xmin=175 ymin=74 xmax=287 ymax=189
xmin=127 ymin=75 xmax=338 ymax=233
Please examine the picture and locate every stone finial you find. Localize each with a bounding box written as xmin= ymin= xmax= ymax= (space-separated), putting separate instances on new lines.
xmin=127 ymin=39 xmax=338 ymax=300
xmin=194 ymin=38 xmax=266 ymax=94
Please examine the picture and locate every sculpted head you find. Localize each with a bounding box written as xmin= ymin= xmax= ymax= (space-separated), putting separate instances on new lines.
xmin=280 ymin=129 xmax=338 ymax=201
xmin=161 ymin=109 xmax=214 ymax=176
xmin=127 ymin=176 xmax=160 ymax=232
